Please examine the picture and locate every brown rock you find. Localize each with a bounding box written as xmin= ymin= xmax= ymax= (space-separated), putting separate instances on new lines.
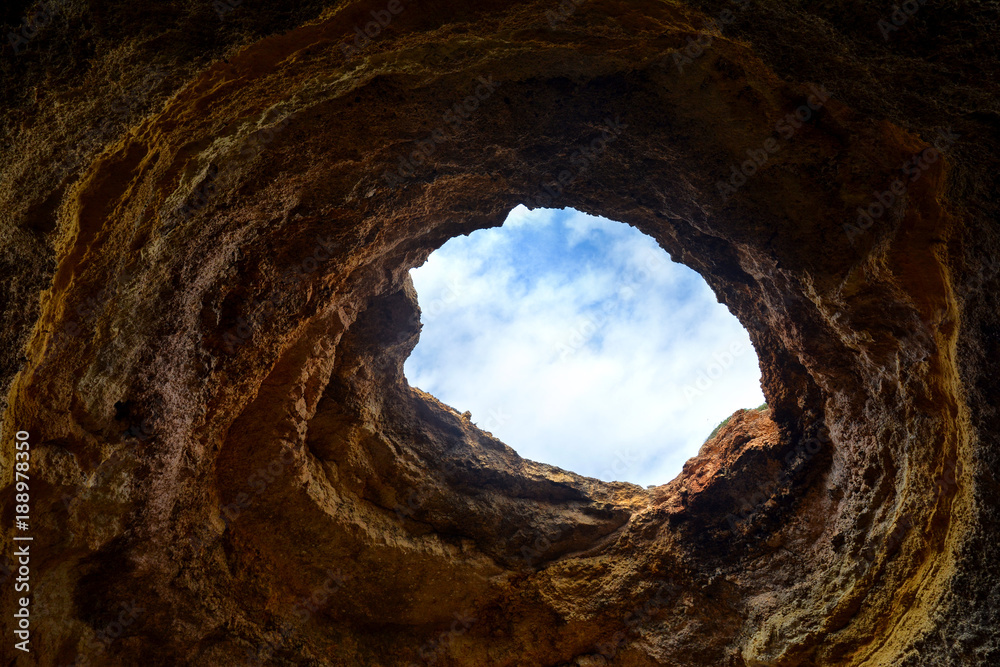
xmin=1 ymin=0 xmax=998 ymax=665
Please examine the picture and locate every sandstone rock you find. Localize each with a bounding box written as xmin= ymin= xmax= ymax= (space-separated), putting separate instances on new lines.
xmin=1 ymin=0 xmax=998 ymax=665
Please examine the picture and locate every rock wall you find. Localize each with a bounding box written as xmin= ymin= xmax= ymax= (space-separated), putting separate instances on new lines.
xmin=1 ymin=0 xmax=998 ymax=665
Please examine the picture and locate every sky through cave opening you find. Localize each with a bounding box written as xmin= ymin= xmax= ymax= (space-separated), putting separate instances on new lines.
xmin=403 ymin=206 xmax=765 ymax=487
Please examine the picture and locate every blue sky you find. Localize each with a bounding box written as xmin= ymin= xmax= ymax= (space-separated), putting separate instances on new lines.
xmin=403 ymin=206 xmax=764 ymax=487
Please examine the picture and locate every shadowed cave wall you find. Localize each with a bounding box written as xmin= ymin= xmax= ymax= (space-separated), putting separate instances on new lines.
xmin=1 ymin=0 xmax=999 ymax=665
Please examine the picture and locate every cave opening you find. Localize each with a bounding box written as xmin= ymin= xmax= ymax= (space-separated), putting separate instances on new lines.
xmin=403 ymin=205 xmax=766 ymax=486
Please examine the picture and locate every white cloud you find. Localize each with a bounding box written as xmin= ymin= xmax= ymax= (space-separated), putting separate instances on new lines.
xmin=501 ymin=204 xmax=557 ymax=229
xmin=404 ymin=206 xmax=764 ymax=487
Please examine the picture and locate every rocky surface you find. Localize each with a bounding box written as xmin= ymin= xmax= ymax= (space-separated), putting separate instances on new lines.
xmin=1 ymin=0 xmax=998 ymax=664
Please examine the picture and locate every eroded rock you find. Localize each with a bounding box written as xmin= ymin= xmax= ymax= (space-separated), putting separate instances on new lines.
xmin=1 ymin=0 xmax=998 ymax=664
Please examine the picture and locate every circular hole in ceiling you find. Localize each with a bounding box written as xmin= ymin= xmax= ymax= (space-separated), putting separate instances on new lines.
xmin=404 ymin=205 xmax=765 ymax=486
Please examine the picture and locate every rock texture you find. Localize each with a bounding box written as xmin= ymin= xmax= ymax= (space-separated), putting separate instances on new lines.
xmin=1 ymin=0 xmax=999 ymax=665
